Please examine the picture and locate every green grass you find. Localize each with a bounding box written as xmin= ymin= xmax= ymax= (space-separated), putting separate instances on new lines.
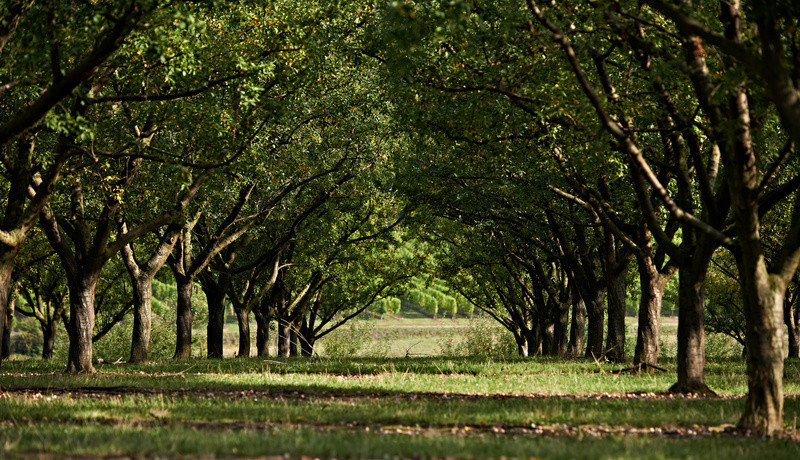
xmin=2 ymin=356 xmax=800 ymax=458
xmin=3 ymin=315 xmax=797 ymax=458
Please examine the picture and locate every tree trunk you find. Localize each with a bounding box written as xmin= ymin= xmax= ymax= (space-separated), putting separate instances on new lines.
xmin=277 ymin=319 xmax=290 ymax=357
xmin=2 ymin=291 xmax=14 ymax=359
xmin=584 ymin=289 xmax=605 ymax=359
xmin=298 ymin=317 xmax=315 ymax=357
xmin=739 ymin=278 xmax=785 ymax=435
xmin=129 ymin=276 xmax=154 ymax=363
xmin=785 ymin=291 xmax=798 ymax=359
xmin=66 ymin=274 xmax=99 ymax=373
xmin=604 ymin=264 xmax=628 ymax=363
xmin=41 ymin=321 xmax=55 ymax=359
xmin=0 ymin=252 xmax=17 ymax=367
xmin=514 ymin=331 xmax=529 ymax=357
xmin=173 ymin=277 xmax=193 ymax=359
xmin=205 ymin=288 xmax=226 ymax=359
xmin=554 ymin=295 xmax=570 ymax=356
xmin=254 ymin=309 xmax=270 ymax=357
xmin=289 ymin=319 xmax=300 ymax=356
xmin=568 ymin=290 xmax=586 ymax=355
xmin=670 ymin=251 xmax=714 ymax=394
xmin=634 ymin=259 xmax=667 ymax=367
xmin=235 ymin=307 xmax=251 ymax=358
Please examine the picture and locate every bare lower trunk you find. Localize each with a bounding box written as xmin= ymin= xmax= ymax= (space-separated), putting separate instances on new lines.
xmin=670 ymin=254 xmax=713 ymax=394
xmin=584 ymin=289 xmax=605 ymax=359
xmin=277 ymin=319 xmax=290 ymax=357
xmin=0 ymin=252 xmax=16 ymax=367
xmin=554 ymin=297 xmax=570 ymax=356
xmin=568 ymin=291 xmax=586 ymax=355
xmin=66 ymin=275 xmax=99 ymax=373
xmin=289 ymin=319 xmax=300 ymax=357
xmin=129 ymin=277 xmax=154 ymax=363
xmin=515 ymin=332 xmax=529 ymax=357
xmin=299 ymin=319 xmax=314 ymax=357
xmin=604 ymin=266 xmax=628 ymax=363
xmin=2 ymin=293 xmax=13 ymax=359
xmin=42 ymin=322 xmax=55 ymax=359
xmin=785 ymin=293 xmax=799 ymax=359
xmin=739 ymin=281 xmax=785 ymax=435
xmin=254 ymin=309 xmax=270 ymax=357
xmin=235 ymin=308 xmax=251 ymax=358
xmin=206 ymin=289 xmax=226 ymax=359
xmin=634 ymin=261 xmax=666 ymax=366
xmin=173 ymin=278 xmax=193 ymax=359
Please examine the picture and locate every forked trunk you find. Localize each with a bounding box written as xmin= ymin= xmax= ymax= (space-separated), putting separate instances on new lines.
xmin=66 ymin=275 xmax=99 ymax=373
xmin=173 ymin=278 xmax=193 ymax=359
xmin=634 ymin=260 xmax=667 ymax=367
xmin=567 ymin=291 xmax=586 ymax=355
xmin=235 ymin=307 xmax=251 ymax=358
xmin=129 ymin=276 xmax=154 ymax=363
xmin=604 ymin=266 xmax=628 ymax=363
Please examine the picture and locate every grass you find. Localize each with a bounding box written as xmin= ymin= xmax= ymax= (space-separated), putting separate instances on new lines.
xmin=2 ymin=355 xmax=800 ymax=458
xmin=2 ymin=315 xmax=798 ymax=458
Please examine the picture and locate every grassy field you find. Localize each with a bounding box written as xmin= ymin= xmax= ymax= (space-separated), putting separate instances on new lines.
xmin=3 ymin=314 xmax=797 ymax=458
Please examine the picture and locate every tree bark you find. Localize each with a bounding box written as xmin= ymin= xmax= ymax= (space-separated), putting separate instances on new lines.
xmin=204 ymin=286 xmax=226 ymax=359
xmin=604 ymin=263 xmax=628 ymax=363
xmin=235 ymin=307 xmax=250 ymax=357
xmin=277 ymin=319 xmax=290 ymax=357
xmin=0 ymin=251 xmax=19 ymax=366
xmin=1 ymin=289 xmax=14 ymax=359
xmin=785 ymin=290 xmax=799 ymax=359
xmin=66 ymin=273 xmax=99 ymax=373
xmin=634 ymin=258 xmax=668 ymax=366
xmin=670 ymin=245 xmax=715 ymax=394
xmin=584 ymin=289 xmax=605 ymax=359
xmin=254 ymin=308 xmax=270 ymax=357
xmin=41 ymin=321 xmax=55 ymax=359
xmin=173 ymin=277 xmax=193 ymax=359
xmin=128 ymin=276 xmax=154 ymax=363
xmin=554 ymin=293 xmax=570 ymax=356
